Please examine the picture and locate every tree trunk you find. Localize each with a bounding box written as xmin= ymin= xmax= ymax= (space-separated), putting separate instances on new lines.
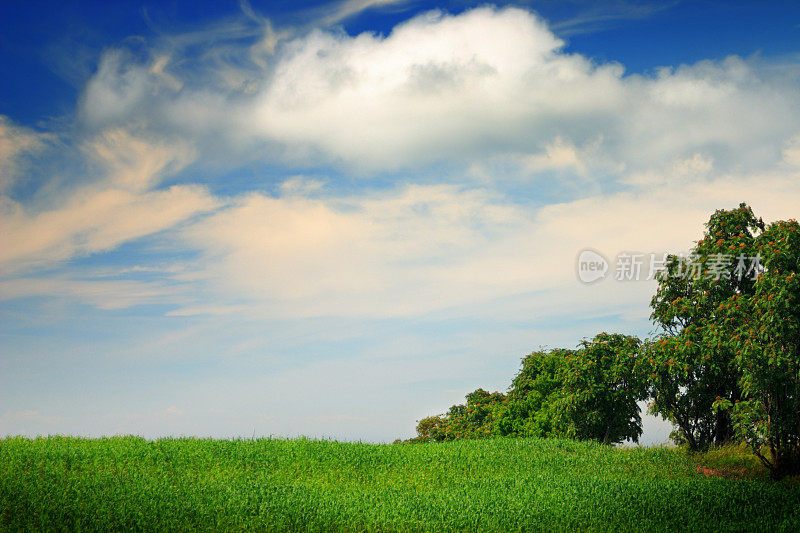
xmin=603 ymin=423 xmax=611 ymax=445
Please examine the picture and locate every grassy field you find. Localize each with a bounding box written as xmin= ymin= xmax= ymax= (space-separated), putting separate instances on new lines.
xmin=1 ymin=436 xmax=797 ymax=531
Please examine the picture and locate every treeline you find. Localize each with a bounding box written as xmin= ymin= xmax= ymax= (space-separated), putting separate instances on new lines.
xmin=410 ymin=204 xmax=800 ymax=480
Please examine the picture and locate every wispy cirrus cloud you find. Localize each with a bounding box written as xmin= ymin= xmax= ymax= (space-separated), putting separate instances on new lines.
xmin=0 ymin=127 xmax=218 ymax=275
xmin=316 ymin=0 xmax=414 ymax=26
xmin=550 ymin=0 xmax=680 ymax=36
xmin=0 ymin=116 xmax=51 ymax=193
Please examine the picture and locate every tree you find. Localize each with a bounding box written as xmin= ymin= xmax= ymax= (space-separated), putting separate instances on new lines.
xmin=499 ymin=334 xmax=646 ymax=445
xmin=413 ymin=415 xmax=446 ymax=443
xmin=647 ymin=203 xmax=764 ymax=449
xmin=714 ymin=218 xmax=800 ymax=479
xmin=495 ymin=348 xmax=574 ymax=438
xmin=561 ymin=333 xmax=648 ymax=444
xmin=443 ymin=388 xmax=507 ymax=440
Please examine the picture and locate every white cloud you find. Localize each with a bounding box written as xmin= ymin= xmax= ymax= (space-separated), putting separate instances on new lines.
xmin=177 ymin=182 xmax=553 ymax=318
xmin=0 ymin=126 xmax=218 ymax=273
xmin=75 ymin=7 xmax=800 ymax=176
xmin=1 ymin=185 xmax=218 ymax=273
xmin=148 ymin=55 xmax=184 ymax=92
xmin=85 ymin=129 xmax=196 ymax=191
xmin=172 ymin=168 xmax=800 ymax=319
xmin=247 ymin=7 xmax=616 ymax=169
xmin=520 ymin=136 xmax=612 ymax=177
xmin=0 ymin=116 xmax=49 ymax=192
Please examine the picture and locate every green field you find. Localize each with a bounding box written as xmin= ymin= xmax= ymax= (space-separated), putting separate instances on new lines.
xmin=1 ymin=436 xmax=797 ymax=531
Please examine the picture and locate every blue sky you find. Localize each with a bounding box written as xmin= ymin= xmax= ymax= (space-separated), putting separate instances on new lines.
xmin=1 ymin=0 xmax=799 ymax=443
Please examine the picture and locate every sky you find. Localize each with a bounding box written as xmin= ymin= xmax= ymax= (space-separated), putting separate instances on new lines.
xmin=1 ymin=0 xmax=799 ymax=444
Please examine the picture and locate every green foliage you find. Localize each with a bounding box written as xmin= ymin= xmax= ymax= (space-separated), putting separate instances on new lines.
xmin=713 ymin=218 xmax=800 ymax=479
xmin=416 ymin=333 xmax=647 ymax=445
xmin=561 ymin=333 xmax=649 ymax=444
xmin=647 ymin=203 xmax=764 ymax=450
xmin=2 ymin=436 xmax=799 ymax=531
xmin=412 ymin=388 xmax=507 ymax=442
xmin=498 ymin=348 xmax=574 ymax=438
xmin=691 ymin=442 xmax=772 ymax=480
xmin=413 ymin=415 xmax=446 ymax=442
xmin=646 ymin=203 xmax=800 ymax=478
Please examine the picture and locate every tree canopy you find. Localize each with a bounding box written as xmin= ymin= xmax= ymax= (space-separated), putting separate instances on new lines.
xmin=413 ymin=333 xmax=646 ymax=446
xmin=713 ymin=218 xmax=800 ymax=478
xmin=646 ymin=203 xmax=764 ymax=450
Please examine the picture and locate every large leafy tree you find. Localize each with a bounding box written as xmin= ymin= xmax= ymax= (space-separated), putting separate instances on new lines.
xmin=714 ymin=219 xmax=800 ymax=479
xmin=560 ymin=333 xmax=648 ymax=444
xmin=647 ymin=203 xmax=764 ymax=449
xmin=494 ymin=348 xmax=574 ymax=438
xmin=501 ymin=333 xmax=646 ymax=444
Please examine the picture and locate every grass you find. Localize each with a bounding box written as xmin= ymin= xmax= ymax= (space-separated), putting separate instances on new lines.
xmin=1 ymin=436 xmax=798 ymax=532
xmin=690 ymin=443 xmax=772 ymax=480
